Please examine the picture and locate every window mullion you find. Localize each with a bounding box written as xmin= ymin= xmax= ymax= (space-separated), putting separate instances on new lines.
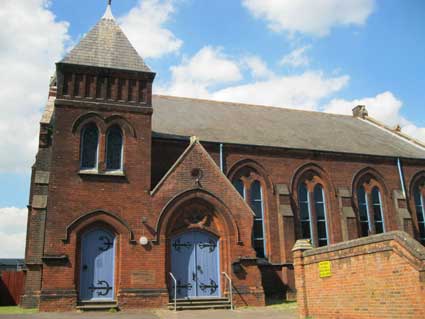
xmin=308 ymin=191 xmax=317 ymax=247
xmin=364 ymin=191 xmax=372 ymax=234
xmin=420 ymin=193 xmax=425 ymax=243
xmin=320 ymin=187 xmax=329 ymax=245
xmin=377 ymin=190 xmax=385 ymax=232
xmin=367 ymin=192 xmax=376 ymax=234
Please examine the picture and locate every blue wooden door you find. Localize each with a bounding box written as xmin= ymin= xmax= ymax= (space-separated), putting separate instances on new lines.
xmin=170 ymin=232 xmax=197 ymax=299
xmin=79 ymin=228 xmax=115 ymax=301
xmin=194 ymin=232 xmax=220 ymax=298
xmin=171 ymin=231 xmax=220 ymax=299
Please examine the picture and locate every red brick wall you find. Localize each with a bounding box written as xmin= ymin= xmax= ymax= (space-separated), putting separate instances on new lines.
xmin=152 ymin=139 xmax=425 ymax=299
xmin=293 ymin=231 xmax=425 ymax=319
xmin=30 ymin=94 xmax=425 ymax=311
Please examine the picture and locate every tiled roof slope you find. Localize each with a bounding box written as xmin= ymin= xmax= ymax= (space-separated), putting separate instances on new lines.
xmin=61 ymin=8 xmax=151 ymax=73
xmin=152 ymin=95 xmax=425 ymax=159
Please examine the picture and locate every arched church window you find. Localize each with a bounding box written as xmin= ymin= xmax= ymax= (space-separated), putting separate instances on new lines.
xmin=355 ymin=177 xmax=385 ymax=237
xmin=80 ymin=123 xmax=99 ymax=170
xmin=233 ymin=179 xmax=245 ymax=199
xmin=413 ymin=185 xmax=425 ymax=245
xmin=297 ymin=179 xmax=329 ymax=247
xmin=106 ymin=126 xmax=123 ymax=170
xmin=250 ymin=180 xmax=266 ymax=258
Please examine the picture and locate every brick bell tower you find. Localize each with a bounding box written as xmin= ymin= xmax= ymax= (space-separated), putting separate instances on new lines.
xmin=22 ymin=2 xmax=156 ymax=309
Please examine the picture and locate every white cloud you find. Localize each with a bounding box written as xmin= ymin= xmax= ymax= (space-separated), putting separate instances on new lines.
xmin=242 ymin=55 xmax=274 ymax=79
xmin=0 ymin=207 xmax=27 ymax=258
xmin=242 ymin=0 xmax=375 ymax=37
xmin=324 ymin=91 xmax=402 ymax=125
xmin=119 ymin=0 xmax=182 ymax=59
xmin=160 ymin=46 xmax=243 ymax=97
xmin=158 ymin=46 xmax=349 ymax=109
xmin=280 ymin=46 xmax=311 ymax=68
xmin=324 ymin=91 xmax=425 ymax=142
xmin=402 ymin=124 xmax=425 ymax=143
xmin=0 ymin=0 xmax=70 ymax=173
xmin=212 ymin=72 xmax=349 ymax=109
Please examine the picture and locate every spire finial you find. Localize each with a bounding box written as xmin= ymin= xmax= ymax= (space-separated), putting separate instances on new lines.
xmin=103 ymin=0 xmax=115 ymax=20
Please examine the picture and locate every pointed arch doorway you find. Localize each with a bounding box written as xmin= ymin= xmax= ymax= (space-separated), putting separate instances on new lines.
xmin=170 ymin=230 xmax=220 ymax=299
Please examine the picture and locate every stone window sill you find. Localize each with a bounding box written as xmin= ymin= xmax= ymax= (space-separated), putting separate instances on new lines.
xmin=104 ymin=170 xmax=125 ymax=176
xmin=78 ymin=169 xmax=126 ymax=177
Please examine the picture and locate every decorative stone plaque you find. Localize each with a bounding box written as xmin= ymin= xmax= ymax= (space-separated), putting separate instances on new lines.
xmin=131 ymin=271 xmax=156 ymax=285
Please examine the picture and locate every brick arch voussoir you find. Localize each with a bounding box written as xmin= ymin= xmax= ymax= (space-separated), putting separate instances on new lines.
xmin=227 ymin=159 xmax=274 ymax=193
xmin=352 ymin=167 xmax=389 ymax=197
xmin=408 ymin=170 xmax=425 ymax=199
xmin=407 ymin=170 xmax=425 ymax=236
xmin=290 ymin=162 xmax=336 ymax=200
xmin=71 ymin=112 xmax=106 ymax=135
xmin=105 ymin=115 xmax=137 ymax=138
xmin=63 ymin=210 xmax=136 ymax=244
xmin=154 ymin=188 xmax=241 ymax=244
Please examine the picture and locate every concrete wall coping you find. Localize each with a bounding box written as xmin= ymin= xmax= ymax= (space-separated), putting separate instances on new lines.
xmin=302 ymin=231 xmax=425 ymax=261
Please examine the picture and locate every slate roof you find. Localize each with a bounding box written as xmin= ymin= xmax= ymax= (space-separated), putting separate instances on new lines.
xmin=60 ymin=6 xmax=151 ymax=73
xmin=0 ymin=259 xmax=24 ymax=266
xmin=152 ymin=95 xmax=425 ymax=159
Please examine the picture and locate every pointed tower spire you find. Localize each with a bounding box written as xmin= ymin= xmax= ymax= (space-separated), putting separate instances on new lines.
xmin=57 ymin=1 xmax=155 ymax=106
xmin=103 ymin=0 xmax=114 ymax=20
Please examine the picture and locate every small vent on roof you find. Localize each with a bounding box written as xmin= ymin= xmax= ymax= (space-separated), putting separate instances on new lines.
xmin=352 ymin=105 xmax=368 ymax=118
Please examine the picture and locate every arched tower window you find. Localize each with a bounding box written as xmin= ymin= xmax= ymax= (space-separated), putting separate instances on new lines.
xmin=297 ymin=179 xmax=329 ymax=247
xmin=354 ymin=173 xmax=386 ymax=237
xmin=106 ymin=126 xmax=123 ymax=171
xmin=413 ymin=184 xmax=425 ymax=245
xmin=80 ymin=123 xmax=99 ymax=170
xmin=250 ymin=180 xmax=266 ymax=258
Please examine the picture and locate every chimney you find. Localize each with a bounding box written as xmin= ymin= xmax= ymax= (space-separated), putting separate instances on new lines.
xmin=352 ymin=105 xmax=368 ymax=118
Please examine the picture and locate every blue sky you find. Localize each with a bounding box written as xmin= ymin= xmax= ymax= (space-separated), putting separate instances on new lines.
xmin=0 ymin=0 xmax=424 ymax=257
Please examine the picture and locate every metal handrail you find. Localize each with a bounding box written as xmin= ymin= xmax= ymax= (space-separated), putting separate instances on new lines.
xmin=222 ymin=272 xmax=233 ymax=310
xmin=169 ymin=272 xmax=177 ymax=311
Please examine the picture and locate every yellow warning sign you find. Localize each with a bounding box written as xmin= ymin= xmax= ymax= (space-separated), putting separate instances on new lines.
xmin=319 ymin=261 xmax=331 ymax=278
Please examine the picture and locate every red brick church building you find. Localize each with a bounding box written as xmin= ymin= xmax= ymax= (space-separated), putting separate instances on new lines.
xmin=22 ymin=4 xmax=425 ymax=311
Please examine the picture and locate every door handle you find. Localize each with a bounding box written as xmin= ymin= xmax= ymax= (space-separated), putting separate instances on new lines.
xmin=197 ymin=265 xmax=203 ymax=273
xmin=83 ymin=264 xmax=88 ymax=271
xmin=192 ymin=272 xmax=196 ymax=281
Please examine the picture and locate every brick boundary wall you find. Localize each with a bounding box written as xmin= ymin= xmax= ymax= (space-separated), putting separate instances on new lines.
xmin=292 ymin=231 xmax=425 ymax=319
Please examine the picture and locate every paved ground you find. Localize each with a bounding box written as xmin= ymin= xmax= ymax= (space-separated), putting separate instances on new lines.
xmin=0 ymin=307 xmax=297 ymax=319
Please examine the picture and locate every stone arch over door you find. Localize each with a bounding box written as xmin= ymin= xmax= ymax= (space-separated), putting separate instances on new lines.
xmin=155 ymin=189 xmax=241 ymax=245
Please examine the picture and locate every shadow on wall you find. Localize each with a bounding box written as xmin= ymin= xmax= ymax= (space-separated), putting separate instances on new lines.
xmin=259 ymin=266 xmax=286 ymax=304
xmin=0 ymin=272 xmax=21 ymax=306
